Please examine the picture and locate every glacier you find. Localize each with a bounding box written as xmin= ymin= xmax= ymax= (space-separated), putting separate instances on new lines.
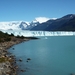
xmin=0 ymin=17 xmax=75 ymax=37
xmin=1 ymin=29 xmax=75 ymax=37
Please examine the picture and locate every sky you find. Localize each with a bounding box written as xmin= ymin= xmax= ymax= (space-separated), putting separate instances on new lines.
xmin=0 ymin=0 xmax=75 ymax=22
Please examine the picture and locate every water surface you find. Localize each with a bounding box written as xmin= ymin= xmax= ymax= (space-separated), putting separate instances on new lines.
xmin=9 ymin=36 xmax=75 ymax=75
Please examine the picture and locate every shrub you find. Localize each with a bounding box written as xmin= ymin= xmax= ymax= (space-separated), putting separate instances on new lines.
xmin=4 ymin=37 xmax=11 ymax=41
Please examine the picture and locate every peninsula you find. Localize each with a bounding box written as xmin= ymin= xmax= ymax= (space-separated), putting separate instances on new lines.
xmin=0 ymin=31 xmax=38 ymax=75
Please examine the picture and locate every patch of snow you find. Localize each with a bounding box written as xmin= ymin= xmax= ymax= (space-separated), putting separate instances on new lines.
xmin=34 ymin=17 xmax=50 ymax=23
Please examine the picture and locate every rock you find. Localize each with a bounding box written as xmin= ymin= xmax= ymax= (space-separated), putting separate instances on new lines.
xmin=12 ymin=48 xmax=15 ymax=50
xmin=26 ymin=60 xmax=28 ymax=62
xmin=6 ymin=71 xmax=11 ymax=75
xmin=19 ymin=58 xmax=22 ymax=62
xmin=21 ymin=69 xmax=26 ymax=72
xmin=70 ymin=73 xmax=75 ymax=75
xmin=27 ymin=58 xmax=31 ymax=60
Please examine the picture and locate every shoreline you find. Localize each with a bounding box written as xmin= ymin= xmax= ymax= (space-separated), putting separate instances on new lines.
xmin=0 ymin=38 xmax=29 ymax=75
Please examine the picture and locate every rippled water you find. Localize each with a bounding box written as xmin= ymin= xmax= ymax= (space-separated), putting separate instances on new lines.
xmin=9 ymin=36 xmax=75 ymax=75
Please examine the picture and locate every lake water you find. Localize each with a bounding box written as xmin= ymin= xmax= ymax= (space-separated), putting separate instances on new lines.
xmin=9 ymin=36 xmax=75 ymax=75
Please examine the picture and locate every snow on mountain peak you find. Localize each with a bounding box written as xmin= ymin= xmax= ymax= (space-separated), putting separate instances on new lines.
xmin=25 ymin=21 xmax=30 ymax=25
xmin=34 ymin=17 xmax=50 ymax=23
xmin=33 ymin=17 xmax=57 ymax=23
xmin=0 ymin=21 xmax=30 ymax=30
xmin=0 ymin=17 xmax=56 ymax=31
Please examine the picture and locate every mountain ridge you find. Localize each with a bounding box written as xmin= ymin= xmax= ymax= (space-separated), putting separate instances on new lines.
xmin=0 ymin=17 xmax=50 ymax=30
xmin=31 ymin=14 xmax=75 ymax=31
xmin=0 ymin=14 xmax=75 ymax=31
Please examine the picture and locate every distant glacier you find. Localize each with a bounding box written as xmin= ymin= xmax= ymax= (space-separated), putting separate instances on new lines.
xmin=1 ymin=29 xmax=75 ymax=37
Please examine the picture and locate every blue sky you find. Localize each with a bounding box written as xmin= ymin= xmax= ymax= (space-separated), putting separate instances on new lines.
xmin=0 ymin=0 xmax=75 ymax=21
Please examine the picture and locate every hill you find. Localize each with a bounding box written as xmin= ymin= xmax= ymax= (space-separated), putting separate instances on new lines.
xmin=31 ymin=14 xmax=75 ymax=31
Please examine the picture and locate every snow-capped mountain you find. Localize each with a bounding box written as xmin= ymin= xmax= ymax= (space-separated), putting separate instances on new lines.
xmin=31 ymin=14 xmax=75 ymax=31
xmin=19 ymin=21 xmax=30 ymax=30
xmin=0 ymin=17 xmax=50 ymax=30
xmin=1 ymin=14 xmax=75 ymax=36
xmin=0 ymin=21 xmax=31 ymax=30
xmin=32 ymin=17 xmax=50 ymax=23
xmin=29 ymin=17 xmax=56 ymax=29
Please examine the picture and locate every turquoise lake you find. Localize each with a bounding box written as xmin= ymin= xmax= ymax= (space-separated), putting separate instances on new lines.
xmin=9 ymin=36 xmax=75 ymax=75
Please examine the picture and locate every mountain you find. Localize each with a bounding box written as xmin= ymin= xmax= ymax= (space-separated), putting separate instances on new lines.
xmin=19 ymin=21 xmax=30 ymax=30
xmin=0 ymin=17 xmax=49 ymax=31
xmin=31 ymin=19 xmax=55 ymax=30
xmin=45 ymin=14 xmax=75 ymax=31
xmin=28 ymin=17 xmax=50 ymax=29
xmin=55 ymin=16 xmax=75 ymax=31
xmin=0 ymin=14 xmax=75 ymax=31
xmin=31 ymin=14 xmax=75 ymax=31
xmin=0 ymin=21 xmax=23 ymax=30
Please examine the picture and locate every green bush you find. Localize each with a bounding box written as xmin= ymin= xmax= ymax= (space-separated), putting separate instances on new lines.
xmin=0 ymin=57 xmax=6 ymax=63
xmin=20 ymin=35 xmax=25 ymax=39
xmin=10 ymin=33 xmax=14 ymax=36
xmin=4 ymin=37 xmax=11 ymax=41
xmin=16 ymin=35 xmax=21 ymax=38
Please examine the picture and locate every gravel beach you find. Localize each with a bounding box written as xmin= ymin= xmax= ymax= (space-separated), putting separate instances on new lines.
xmin=0 ymin=38 xmax=28 ymax=75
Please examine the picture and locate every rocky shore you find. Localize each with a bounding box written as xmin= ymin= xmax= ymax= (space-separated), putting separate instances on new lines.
xmin=0 ymin=38 xmax=29 ymax=75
